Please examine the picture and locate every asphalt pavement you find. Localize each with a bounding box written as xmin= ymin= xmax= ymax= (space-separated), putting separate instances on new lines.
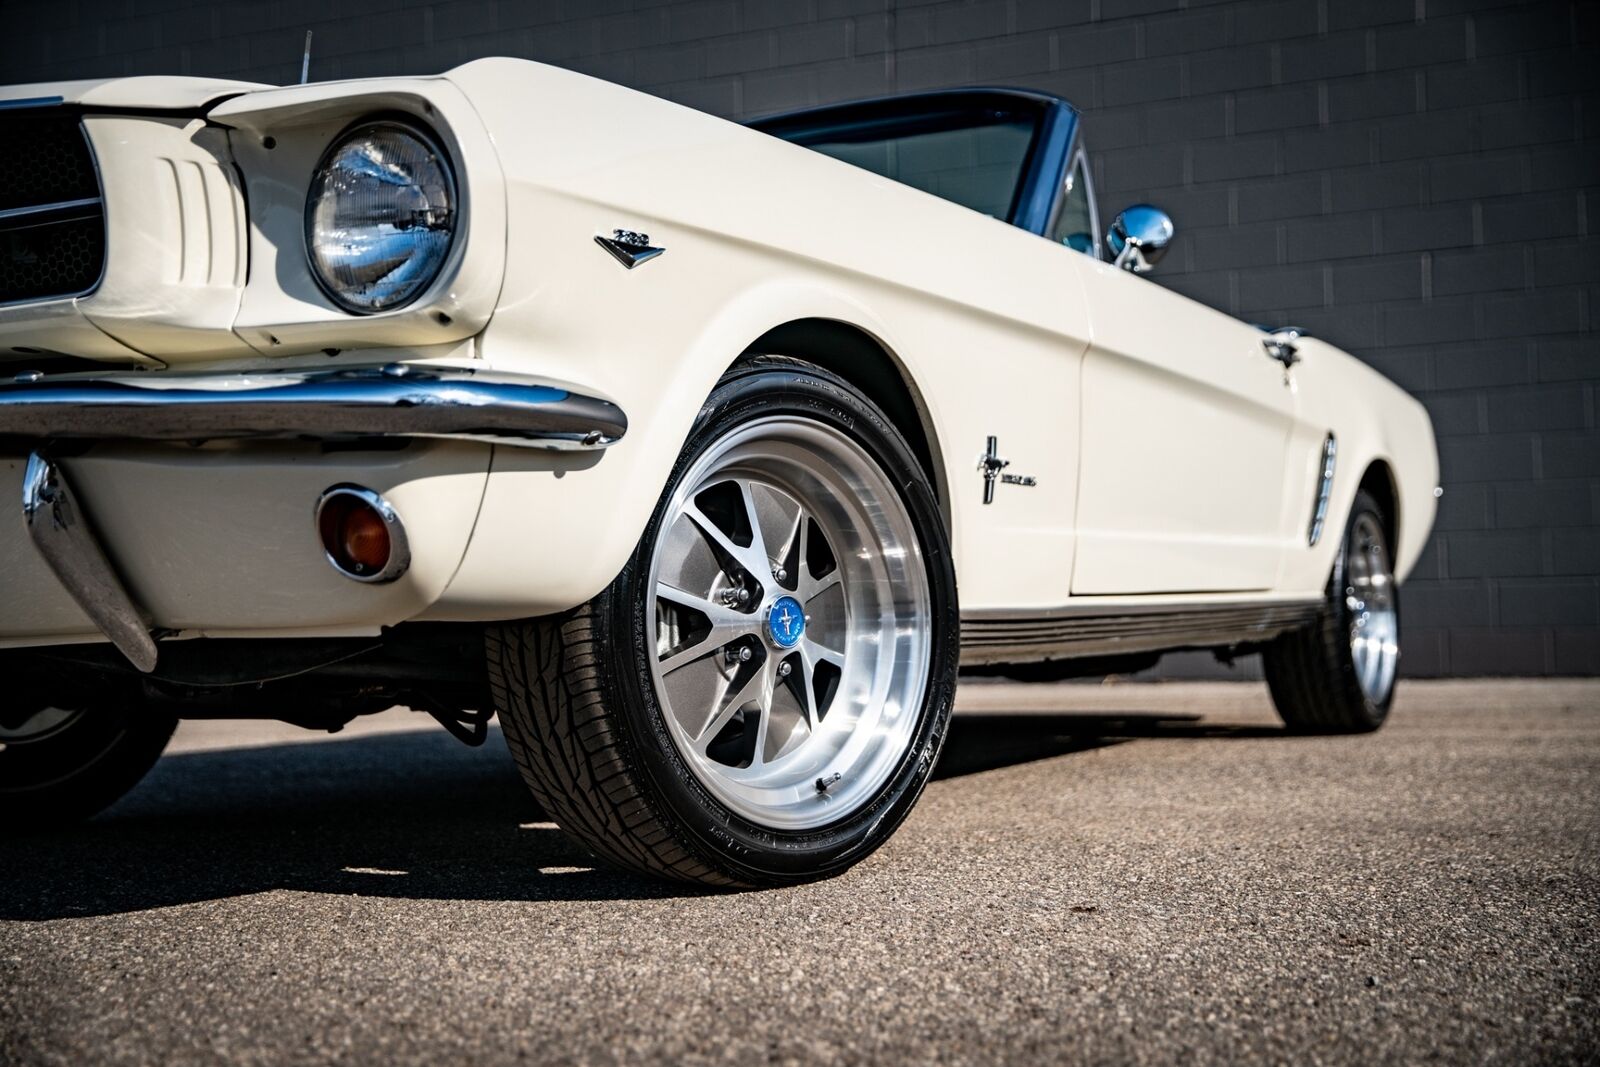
xmin=1 ymin=679 xmax=1596 ymax=1066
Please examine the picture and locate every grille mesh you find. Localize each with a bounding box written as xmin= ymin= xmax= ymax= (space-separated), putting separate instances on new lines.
xmin=0 ymin=109 xmax=106 ymax=304
xmin=1 ymin=215 xmax=104 ymax=304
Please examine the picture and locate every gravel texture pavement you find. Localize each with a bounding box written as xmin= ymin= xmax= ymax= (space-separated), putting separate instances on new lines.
xmin=1 ymin=679 xmax=1596 ymax=1066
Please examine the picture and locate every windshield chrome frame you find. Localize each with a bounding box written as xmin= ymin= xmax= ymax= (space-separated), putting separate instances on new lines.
xmin=1042 ymin=138 xmax=1104 ymax=262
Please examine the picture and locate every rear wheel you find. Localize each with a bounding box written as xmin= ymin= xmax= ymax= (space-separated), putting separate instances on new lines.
xmin=488 ymin=357 xmax=958 ymax=886
xmin=1264 ymin=489 xmax=1399 ymax=733
xmin=0 ymin=702 xmax=176 ymax=825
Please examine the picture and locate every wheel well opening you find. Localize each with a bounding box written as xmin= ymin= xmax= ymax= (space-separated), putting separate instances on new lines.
xmin=1358 ymin=460 xmax=1399 ymax=550
xmin=741 ymin=319 xmax=948 ymax=524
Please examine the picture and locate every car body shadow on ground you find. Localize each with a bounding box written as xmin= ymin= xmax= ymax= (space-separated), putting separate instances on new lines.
xmin=0 ymin=707 xmax=1285 ymax=920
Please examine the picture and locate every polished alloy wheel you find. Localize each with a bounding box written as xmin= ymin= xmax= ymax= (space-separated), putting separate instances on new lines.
xmin=646 ymin=415 xmax=932 ymax=830
xmin=1345 ymin=512 xmax=1399 ymax=705
xmin=490 ymin=358 xmax=958 ymax=884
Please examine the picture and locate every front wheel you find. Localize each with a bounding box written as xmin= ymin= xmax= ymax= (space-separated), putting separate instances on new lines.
xmin=1264 ymin=489 xmax=1400 ymax=733
xmin=488 ymin=357 xmax=958 ymax=887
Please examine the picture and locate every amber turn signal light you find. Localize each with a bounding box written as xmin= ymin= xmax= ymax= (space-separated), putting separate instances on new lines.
xmin=314 ymin=485 xmax=410 ymax=583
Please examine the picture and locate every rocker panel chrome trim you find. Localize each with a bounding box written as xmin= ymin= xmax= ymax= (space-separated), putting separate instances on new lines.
xmin=0 ymin=365 xmax=627 ymax=450
xmin=959 ymin=597 xmax=1322 ymax=666
xmin=21 ymin=452 xmax=159 ymax=673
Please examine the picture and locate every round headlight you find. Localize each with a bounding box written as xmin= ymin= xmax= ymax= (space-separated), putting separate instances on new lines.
xmin=304 ymin=120 xmax=456 ymax=314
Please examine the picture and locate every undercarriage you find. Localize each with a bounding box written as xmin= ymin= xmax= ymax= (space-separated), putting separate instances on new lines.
xmin=1 ymin=624 xmax=494 ymax=741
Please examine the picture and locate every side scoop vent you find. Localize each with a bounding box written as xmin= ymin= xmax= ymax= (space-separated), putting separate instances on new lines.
xmin=1308 ymin=433 xmax=1337 ymax=546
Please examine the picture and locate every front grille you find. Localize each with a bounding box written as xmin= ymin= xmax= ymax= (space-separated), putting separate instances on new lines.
xmin=0 ymin=109 xmax=106 ymax=305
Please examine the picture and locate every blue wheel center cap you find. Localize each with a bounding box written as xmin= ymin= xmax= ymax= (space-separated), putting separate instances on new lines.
xmin=767 ymin=596 xmax=805 ymax=648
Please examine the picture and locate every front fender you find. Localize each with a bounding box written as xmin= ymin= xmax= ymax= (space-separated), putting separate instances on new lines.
xmin=430 ymin=264 xmax=921 ymax=618
xmin=1281 ymin=339 xmax=1439 ymax=590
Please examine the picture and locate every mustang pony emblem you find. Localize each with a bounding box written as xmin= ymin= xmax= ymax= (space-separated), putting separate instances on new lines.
xmin=595 ymin=228 xmax=665 ymax=269
xmin=979 ymin=435 xmax=1036 ymax=504
xmin=768 ymin=596 xmax=806 ymax=648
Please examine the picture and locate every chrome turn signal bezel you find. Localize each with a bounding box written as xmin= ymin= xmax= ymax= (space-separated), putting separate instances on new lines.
xmin=314 ymin=484 xmax=411 ymax=584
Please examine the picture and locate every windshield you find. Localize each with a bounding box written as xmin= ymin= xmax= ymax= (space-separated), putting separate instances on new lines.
xmin=763 ymin=106 xmax=1039 ymax=222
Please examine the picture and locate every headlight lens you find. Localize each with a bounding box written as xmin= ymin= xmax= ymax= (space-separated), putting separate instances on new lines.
xmin=304 ymin=120 xmax=456 ymax=314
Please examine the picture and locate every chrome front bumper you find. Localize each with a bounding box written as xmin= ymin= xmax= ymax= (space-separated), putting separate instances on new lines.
xmin=4 ymin=364 xmax=628 ymax=673
xmin=0 ymin=364 xmax=628 ymax=450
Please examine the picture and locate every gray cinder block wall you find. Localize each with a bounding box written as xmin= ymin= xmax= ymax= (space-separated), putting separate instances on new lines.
xmin=3 ymin=0 xmax=1596 ymax=676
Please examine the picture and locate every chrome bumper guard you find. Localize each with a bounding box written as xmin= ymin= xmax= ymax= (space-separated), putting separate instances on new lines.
xmin=0 ymin=364 xmax=628 ymax=450
xmin=22 ymin=453 xmax=159 ymax=672
xmin=5 ymin=365 xmax=628 ymax=673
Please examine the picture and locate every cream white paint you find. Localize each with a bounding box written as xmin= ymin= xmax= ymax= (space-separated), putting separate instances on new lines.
xmin=1069 ymin=255 xmax=1297 ymax=595
xmin=0 ymin=59 xmax=1437 ymax=656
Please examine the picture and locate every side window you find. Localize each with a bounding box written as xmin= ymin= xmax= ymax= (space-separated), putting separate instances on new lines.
xmin=1048 ymin=152 xmax=1097 ymax=256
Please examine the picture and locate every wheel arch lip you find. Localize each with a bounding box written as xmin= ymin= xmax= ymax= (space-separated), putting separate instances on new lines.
xmin=1356 ymin=458 xmax=1402 ymax=558
xmin=437 ymin=284 xmax=954 ymax=624
xmin=1342 ymin=388 xmax=1438 ymax=586
xmin=1313 ymin=445 xmax=1433 ymax=589
xmin=1284 ymin=339 xmax=1438 ymax=589
xmin=735 ymin=315 xmax=952 ymax=537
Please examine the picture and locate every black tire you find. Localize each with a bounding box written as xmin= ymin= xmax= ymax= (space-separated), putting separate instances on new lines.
xmin=487 ymin=356 xmax=959 ymax=887
xmin=0 ymin=704 xmax=177 ymax=825
xmin=1264 ymin=489 xmax=1399 ymax=734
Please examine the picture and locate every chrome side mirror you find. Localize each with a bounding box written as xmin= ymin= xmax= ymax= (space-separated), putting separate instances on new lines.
xmin=1107 ymin=204 xmax=1175 ymax=274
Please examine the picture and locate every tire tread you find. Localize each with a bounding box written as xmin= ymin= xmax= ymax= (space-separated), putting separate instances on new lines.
xmin=487 ymin=590 xmax=742 ymax=886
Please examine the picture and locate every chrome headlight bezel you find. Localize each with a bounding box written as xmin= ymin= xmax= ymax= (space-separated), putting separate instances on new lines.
xmin=303 ymin=117 xmax=458 ymax=315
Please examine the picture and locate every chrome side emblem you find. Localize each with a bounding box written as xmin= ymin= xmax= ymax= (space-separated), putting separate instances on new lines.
xmin=595 ymin=228 xmax=664 ymax=269
xmin=978 ymin=435 xmax=1036 ymax=505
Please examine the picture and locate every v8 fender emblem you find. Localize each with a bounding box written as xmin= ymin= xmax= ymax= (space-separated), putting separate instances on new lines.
xmin=595 ymin=228 xmax=665 ymax=269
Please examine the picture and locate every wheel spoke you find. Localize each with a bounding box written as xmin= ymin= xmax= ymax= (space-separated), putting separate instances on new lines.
xmin=773 ymin=505 xmax=806 ymax=591
xmin=656 ymin=583 xmax=758 ymax=674
xmin=684 ymin=498 xmax=769 ymax=583
xmin=694 ymin=655 xmax=769 ymax=750
xmin=801 ymin=569 xmax=842 ymax=605
xmin=658 ymin=631 xmax=733 ymax=676
xmin=735 ymin=479 xmax=776 ymax=577
xmin=747 ymin=659 xmax=776 ymax=768
xmin=802 ymin=636 xmax=845 ymax=672
xmin=793 ymin=650 xmax=822 ymax=732
xmin=792 ymin=515 xmax=842 ymax=605
xmin=794 ymin=639 xmax=844 ymax=733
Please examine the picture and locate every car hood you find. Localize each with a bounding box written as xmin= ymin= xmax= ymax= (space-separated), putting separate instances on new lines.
xmin=0 ymin=75 xmax=268 ymax=111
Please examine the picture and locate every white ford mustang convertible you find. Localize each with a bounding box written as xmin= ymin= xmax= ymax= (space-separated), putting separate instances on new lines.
xmin=0 ymin=60 xmax=1437 ymax=886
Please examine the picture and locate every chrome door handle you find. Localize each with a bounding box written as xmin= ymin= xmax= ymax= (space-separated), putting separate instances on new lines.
xmin=1262 ymin=327 xmax=1303 ymax=367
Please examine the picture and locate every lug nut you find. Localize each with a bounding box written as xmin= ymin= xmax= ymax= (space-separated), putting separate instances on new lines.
xmin=726 ymin=645 xmax=753 ymax=664
xmin=777 ymin=661 xmax=792 ymax=678
xmin=773 ymin=566 xmax=787 ymax=582
xmin=719 ymin=586 xmax=750 ymax=606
